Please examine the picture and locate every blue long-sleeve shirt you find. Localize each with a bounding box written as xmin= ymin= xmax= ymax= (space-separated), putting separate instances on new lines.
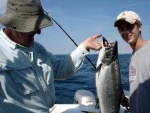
xmin=0 ymin=29 xmax=89 ymax=113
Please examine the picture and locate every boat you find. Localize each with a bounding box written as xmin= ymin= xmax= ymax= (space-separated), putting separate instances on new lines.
xmin=49 ymin=89 xmax=129 ymax=113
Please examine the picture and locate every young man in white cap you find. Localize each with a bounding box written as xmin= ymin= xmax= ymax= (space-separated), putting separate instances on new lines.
xmin=114 ymin=11 xmax=150 ymax=113
xmin=0 ymin=0 xmax=102 ymax=112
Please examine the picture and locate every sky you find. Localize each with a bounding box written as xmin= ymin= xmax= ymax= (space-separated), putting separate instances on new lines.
xmin=0 ymin=0 xmax=150 ymax=55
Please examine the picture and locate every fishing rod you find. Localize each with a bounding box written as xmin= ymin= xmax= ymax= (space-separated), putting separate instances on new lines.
xmin=44 ymin=10 xmax=96 ymax=69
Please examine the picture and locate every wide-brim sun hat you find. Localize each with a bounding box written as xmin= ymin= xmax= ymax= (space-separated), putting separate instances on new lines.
xmin=114 ymin=11 xmax=141 ymax=27
xmin=0 ymin=0 xmax=53 ymax=33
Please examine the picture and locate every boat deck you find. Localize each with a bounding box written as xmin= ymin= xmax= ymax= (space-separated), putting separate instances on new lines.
xmin=49 ymin=91 xmax=129 ymax=113
xmin=49 ymin=104 xmax=128 ymax=113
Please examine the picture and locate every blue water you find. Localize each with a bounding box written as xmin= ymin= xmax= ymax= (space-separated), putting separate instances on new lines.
xmin=54 ymin=54 xmax=131 ymax=104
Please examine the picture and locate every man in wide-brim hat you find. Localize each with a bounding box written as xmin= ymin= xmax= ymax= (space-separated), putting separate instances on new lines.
xmin=0 ymin=0 xmax=102 ymax=112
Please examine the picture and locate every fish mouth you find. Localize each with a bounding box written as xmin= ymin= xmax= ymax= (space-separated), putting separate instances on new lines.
xmin=102 ymin=37 xmax=109 ymax=47
xmin=102 ymin=37 xmax=118 ymax=49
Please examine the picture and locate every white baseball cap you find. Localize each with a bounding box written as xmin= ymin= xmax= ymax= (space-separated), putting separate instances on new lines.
xmin=114 ymin=11 xmax=141 ymax=27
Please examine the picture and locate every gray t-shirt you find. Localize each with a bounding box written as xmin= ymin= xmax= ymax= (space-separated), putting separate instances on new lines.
xmin=129 ymin=41 xmax=150 ymax=113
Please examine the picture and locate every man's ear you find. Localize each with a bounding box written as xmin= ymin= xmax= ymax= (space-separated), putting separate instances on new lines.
xmin=139 ymin=23 xmax=142 ymax=32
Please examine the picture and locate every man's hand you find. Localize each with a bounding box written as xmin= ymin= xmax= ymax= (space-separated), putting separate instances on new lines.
xmin=82 ymin=34 xmax=102 ymax=51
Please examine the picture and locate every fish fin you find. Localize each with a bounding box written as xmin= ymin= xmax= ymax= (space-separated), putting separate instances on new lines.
xmin=95 ymin=98 xmax=99 ymax=109
xmin=95 ymin=64 xmax=102 ymax=73
xmin=121 ymin=90 xmax=125 ymax=102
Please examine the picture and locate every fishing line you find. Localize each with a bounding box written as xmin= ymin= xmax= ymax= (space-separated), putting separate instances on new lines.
xmin=44 ymin=10 xmax=96 ymax=69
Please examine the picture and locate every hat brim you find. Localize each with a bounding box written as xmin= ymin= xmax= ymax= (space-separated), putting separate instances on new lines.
xmin=114 ymin=18 xmax=136 ymax=27
xmin=0 ymin=13 xmax=53 ymax=32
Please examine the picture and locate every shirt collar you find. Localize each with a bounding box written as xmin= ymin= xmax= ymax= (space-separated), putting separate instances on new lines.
xmin=0 ymin=28 xmax=34 ymax=50
xmin=0 ymin=28 xmax=17 ymax=49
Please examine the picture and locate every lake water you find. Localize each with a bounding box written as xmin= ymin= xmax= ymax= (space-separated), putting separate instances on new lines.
xmin=54 ymin=54 xmax=131 ymax=104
